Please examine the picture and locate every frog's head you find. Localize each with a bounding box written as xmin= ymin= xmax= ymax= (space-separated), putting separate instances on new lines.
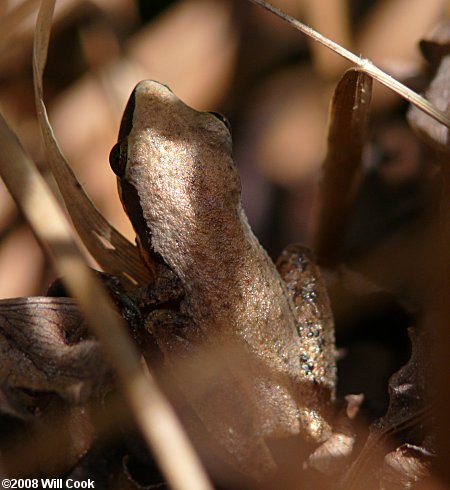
xmin=109 ymin=80 xmax=241 ymax=269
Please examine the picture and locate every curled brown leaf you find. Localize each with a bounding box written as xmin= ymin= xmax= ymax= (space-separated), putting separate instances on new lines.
xmin=0 ymin=297 xmax=106 ymax=402
xmin=313 ymin=68 xmax=373 ymax=265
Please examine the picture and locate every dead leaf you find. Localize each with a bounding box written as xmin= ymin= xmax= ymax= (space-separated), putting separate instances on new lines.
xmin=0 ymin=386 xmax=35 ymax=420
xmin=380 ymin=444 xmax=432 ymax=489
xmin=0 ymin=296 xmax=106 ymax=401
xmin=313 ymin=68 xmax=373 ymax=265
xmin=341 ymin=327 xmax=433 ymax=489
xmin=33 ymin=0 xmax=151 ymax=288
xmin=419 ymin=21 xmax=450 ymax=68
xmin=408 ymin=23 xmax=450 ymax=155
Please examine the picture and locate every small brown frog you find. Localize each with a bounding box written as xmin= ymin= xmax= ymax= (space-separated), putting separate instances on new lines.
xmin=109 ymin=81 xmax=336 ymax=479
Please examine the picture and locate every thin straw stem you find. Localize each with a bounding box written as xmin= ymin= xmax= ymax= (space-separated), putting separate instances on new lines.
xmin=248 ymin=0 xmax=450 ymax=129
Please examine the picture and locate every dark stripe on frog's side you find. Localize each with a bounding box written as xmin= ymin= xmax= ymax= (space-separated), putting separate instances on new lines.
xmin=109 ymin=88 xmax=166 ymax=269
xmin=110 ymin=88 xmax=136 ymax=178
xmin=119 ymin=88 xmax=136 ymax=141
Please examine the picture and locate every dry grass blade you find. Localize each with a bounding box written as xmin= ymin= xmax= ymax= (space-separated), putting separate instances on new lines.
xmin=302 ymin=0 xmax=352 ymax=78
xmin=313 ymin=69 xmax=372 ymax=265
xmin=33 ymin=0 xmax=151 ymax=289
xmin=248 ymin=0 xmax=450 ymax=129
xmin=0 ymin=112 xmax=212 ymax=490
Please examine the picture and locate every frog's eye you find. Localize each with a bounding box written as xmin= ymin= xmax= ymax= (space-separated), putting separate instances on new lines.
xmin=109 ymin=141 xmax=128 ymax=178
xmin=209 ymin=111 xmax=232 ymax=133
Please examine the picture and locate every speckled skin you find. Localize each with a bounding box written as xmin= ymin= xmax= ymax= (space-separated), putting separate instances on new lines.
xmin=111 ymin=81 xmax=336 ymax=478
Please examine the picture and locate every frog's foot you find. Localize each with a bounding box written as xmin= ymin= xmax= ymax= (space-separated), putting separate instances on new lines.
xmin=130 ymin=264 xmax=184 ymax=313
xmin=307 ymin=394 xmax=363 ymax=476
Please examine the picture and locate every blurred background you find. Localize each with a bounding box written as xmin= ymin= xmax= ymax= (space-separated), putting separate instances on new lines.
xmin=0 ymin=0 xmax=449 ymax=438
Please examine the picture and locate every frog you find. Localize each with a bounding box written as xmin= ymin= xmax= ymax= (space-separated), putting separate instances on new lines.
xmin=109 ymin=80 xmax=336 ymax=480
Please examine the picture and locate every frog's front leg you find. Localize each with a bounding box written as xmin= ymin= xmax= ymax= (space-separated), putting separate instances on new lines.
xmin=145 ymin=309 xmax=275 ymax=480
xmin=130 ymin=264 xmax=183 ymax=313
xmin=277 ymin=244 xmax=337 ymax=442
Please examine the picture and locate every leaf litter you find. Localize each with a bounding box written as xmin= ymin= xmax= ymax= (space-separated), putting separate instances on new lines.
xmin=0 ymin=0 xmax=449 ymax=488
